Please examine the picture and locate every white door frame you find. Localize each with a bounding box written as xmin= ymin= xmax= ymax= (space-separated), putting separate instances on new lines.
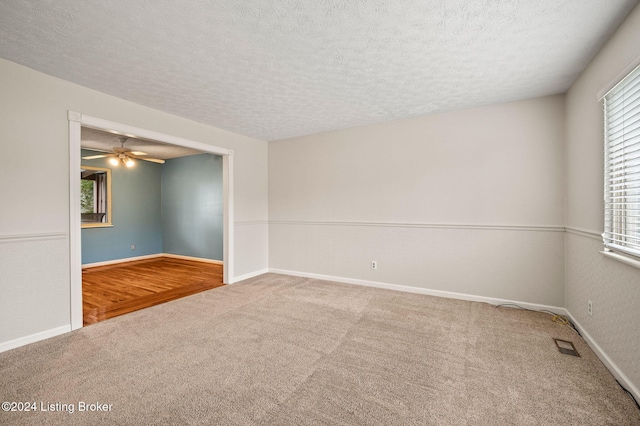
xmin=68 ymin=111 xmax=234 ymax=330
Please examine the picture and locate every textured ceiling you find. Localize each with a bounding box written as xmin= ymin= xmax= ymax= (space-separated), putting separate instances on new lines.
xmin=0 ymin=1 xmax=638 ymax=141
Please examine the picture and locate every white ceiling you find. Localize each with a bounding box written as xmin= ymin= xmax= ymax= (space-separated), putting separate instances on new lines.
xmin=0 ymin=1 xmax=637 ymax=141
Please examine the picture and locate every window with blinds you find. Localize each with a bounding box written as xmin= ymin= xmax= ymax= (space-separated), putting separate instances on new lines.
xmin=603 ymin=65 xmax=640 ymax=258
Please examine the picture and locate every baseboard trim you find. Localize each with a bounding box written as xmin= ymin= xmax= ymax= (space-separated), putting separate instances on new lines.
xmin=566 ymin=311 xmax=640 ymax=404
xmin=82 ymin=253 xmax=223 ymax=269
xmin=162 ymin=253 xmax=223 ymax=265
xmin=233 ymin=268 xmax=269 ymax=283
xmin=0 ymin=325 xmax=72 ymax=354
xmin=82 ymin=253 xmax=164 ymax=269
xmin=268 ymin=268 xmax=568 ymax=315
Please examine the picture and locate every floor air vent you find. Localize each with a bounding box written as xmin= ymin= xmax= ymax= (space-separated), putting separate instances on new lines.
xmin=554 ymin=338 xmax=580 ymax=357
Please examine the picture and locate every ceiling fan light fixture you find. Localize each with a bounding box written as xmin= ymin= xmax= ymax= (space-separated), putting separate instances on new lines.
xmin=81 ymin=135 xmax=163 ymax=166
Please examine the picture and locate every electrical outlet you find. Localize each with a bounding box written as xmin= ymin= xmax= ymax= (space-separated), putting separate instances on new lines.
xmin=588 ymin=300 xmax=593 ymax=317
xmin=131 ymin=244 xmax=136 ymax=250
xmin=371 ymin=261 xmax=377 ymax=270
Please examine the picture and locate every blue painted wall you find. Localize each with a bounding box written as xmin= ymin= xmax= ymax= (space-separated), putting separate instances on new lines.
xmin=81 ymin=151 xmax=223 ymax=264
xmin=81 ymin=149 xmax=163 ymax=264
xmin=161 ymin=154 xmax=223 ymax=261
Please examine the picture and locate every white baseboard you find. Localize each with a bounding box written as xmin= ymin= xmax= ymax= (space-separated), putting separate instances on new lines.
xmin=162 ymin=253 xmax=223 ymax=265
xmin=233 ymin=268 xmax=269 ymax=283
xmin=268 ymin=268 xmax=568 ymax=315
xmin=0 ymin=325 xmax=71 ymax=354
xmin=82 ymin=253 xmax=223 ymax=269
xmin=82 ymin=253 xmax=164 ymax=268
xmin=566 ymin=311 xmax=640 ymax=404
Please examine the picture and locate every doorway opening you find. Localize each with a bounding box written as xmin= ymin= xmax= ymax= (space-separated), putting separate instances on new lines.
xmin=69 ymin=112 xmax=234 ymax=330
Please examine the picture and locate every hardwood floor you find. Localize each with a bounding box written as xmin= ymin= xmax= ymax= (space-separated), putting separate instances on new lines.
xmin=82 ymin=257 xmax=224 ymax=326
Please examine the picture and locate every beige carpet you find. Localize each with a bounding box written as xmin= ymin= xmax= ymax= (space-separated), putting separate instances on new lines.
xmin=1 ymin=273 xmax=638 ymax=425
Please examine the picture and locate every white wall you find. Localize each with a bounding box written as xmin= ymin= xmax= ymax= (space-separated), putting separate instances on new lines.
xmin=269 ymin=95 xmax=566 ymax=306
xmin=0 ymin=58 xmax=268 ymax=349
xmin=565 ymin=3 xmax=640 ymax=395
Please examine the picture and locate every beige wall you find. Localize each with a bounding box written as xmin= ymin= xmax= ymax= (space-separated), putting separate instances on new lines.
xmin=565 ymin=3 xmax=640 ymax=394
xmin=269 ymin=95 xmax=566 ymax=306
xmin=0 ymin=58 xmax=268 ymax=347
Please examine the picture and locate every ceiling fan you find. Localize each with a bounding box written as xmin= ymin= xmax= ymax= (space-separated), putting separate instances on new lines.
xmin=82 ymin=137 xmax=165 ymax=166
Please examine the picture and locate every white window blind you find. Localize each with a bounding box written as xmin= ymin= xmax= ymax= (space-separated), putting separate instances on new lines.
xmin=603 ymin=65 xmax=640 ymax=258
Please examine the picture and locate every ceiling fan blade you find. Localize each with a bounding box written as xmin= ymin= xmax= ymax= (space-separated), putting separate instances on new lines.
xmin=82 ymin=147 xmax=112 ymax=154
xmin=82 ymin=154 xmax=109 ymax=160
xmin=128 ymin=153 xmax=165 ymax=164
xmin=139 ymin=157 xmax=165 ymax=164
xmin=130 ymin=151 xmax=148 ymax=156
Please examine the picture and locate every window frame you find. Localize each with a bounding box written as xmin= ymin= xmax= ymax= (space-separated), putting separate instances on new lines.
xmin=602 ymin=64 xmax=640 ymax=263
xmin=80 ymin=166 xmax=113 ymax=228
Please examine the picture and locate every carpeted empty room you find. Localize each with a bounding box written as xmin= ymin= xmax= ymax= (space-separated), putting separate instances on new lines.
xmin=1 ymin=274 xmax=638 ymax=425
xmin=3 ymin=2 xmax=640 ymax=425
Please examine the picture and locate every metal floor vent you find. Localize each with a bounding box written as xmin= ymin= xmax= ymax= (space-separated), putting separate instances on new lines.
xmin=554 ymin=338 xmax=580 ymax=357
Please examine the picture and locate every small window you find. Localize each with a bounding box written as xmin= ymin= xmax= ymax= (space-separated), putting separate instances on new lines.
xmin=603 ymin=65 xmax=640 ymax=259
xmin=81 ymin=166 xmax=112 ymax=227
